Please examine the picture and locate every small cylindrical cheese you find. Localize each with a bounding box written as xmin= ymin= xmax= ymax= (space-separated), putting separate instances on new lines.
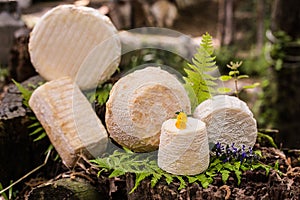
xmin=158 ymin=117 xmax=209 ymax=175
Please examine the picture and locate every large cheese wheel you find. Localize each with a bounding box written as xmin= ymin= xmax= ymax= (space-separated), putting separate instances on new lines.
xmin=29 ymin=77 xmax=108 ymax=167
xmin=29 ymin=5 xmax=121 ymax=90
xmin=105 ymin=67 xmax=191 ymax=152
xmin=193 ymin=95 xmax=257 ymax=148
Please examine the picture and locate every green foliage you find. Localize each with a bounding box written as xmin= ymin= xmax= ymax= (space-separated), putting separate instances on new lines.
xmin=13 ymin=80 xmax=55 ymax=157
xmin=268 ymin=31 xmax=293 ymax=71
xmin=12 ymin=79 xmax=34 ymax=107
xmin=257 ymin=129 xmax=278 ymax=148
xmin=218 ymin=61 xmax=260 ymax=98
xmin=91 ymin=147 xmax=279 ymax=192
xmin=86 ymin=83 xmax=112 ymax=106
xmin=0 ymin=180 xmax=16 ymax=200
xmin=120 ymin=49 xmax=187 ymax=76
xmin=0 ymin=67 xmax=9 ymax=82
xmin=13 ymin=80 xmax=48 ymax=142
xmin=0 ymin=182 xmax=8 ymax=200
xmin=91 ymin=148 xmax=186 ymax=193
xmin=183 ymin=32 xmax=218 ymax=109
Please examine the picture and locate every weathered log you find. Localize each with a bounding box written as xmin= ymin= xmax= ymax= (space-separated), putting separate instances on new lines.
xmin=0 ymin=75 xmax=47 ymax=186
xmin=119 ymin=30 xmax=198 ymax=61
xmin=9 ymin=27 xmax=37 ymax=82
xmin=26 ymin=178 xmax=102 ymax=200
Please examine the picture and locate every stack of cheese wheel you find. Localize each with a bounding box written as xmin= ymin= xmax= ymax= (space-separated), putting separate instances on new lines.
xmin=158 ymin=117 xmax=209 ymax=175
xmin=29 ymin=77 xmax=108 ymax=167
xmin=28 ymin=5 xmax=121 ymax=167
xmin=193 ymin=95 xmax=257 ymax=148
xmin=105 ymin=67 xmax=191 ymax=152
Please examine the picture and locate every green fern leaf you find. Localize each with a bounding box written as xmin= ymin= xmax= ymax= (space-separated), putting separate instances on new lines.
xmin=109 ymin=169 xmax=125 ymax=178
xmin=220 ymin=169 xmax=230 ymax=183
xmin=33 ymin=132 xmax=47 ymax=142
xmin=176 ymin=176 xmax=187 ymax=190
xmin=130 ymin=172 xmax=152 ymax=193
xmin=163 ymin=173 xmax=174 ymax=185
xmin=151 ymin=173 xmax=162 ymax=187
xmin=29 ymin=127 xmax=44 ymax=136
xmin=12 ymin=79 xmax=33 ymax=107
xmin=183 ymin=32 xmax=218 ymax=108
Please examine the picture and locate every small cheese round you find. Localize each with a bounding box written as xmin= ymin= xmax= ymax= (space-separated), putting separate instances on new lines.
xmin=193 ymin=95 xmax=257 ymax=148
xmin=158 ymin=117 xmax=209 ymax=175
xmin=105 ymin=67 xmax=191 ymax=152
xmin=29 ymin=5 xmax=121 ymax=90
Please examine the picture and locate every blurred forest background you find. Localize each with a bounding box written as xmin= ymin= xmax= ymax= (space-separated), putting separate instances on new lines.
xmin=0 ymin=0 xmax=299 ymax=147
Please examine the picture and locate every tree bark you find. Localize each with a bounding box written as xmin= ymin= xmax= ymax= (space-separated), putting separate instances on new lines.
xmin=269 ymin=0 xmax=300 ymax=148
xmin=0 ymin=76 xmax=47 ymax=186
xmin=271 ymin=0 xmax=300 ymax=40
xmin=9 ymin=27 xmax=37 ymax=82
xmin=217 ymin=0 xmax=235 ymax=46
xmin=256 ymin=0 xmax=264 ymax=54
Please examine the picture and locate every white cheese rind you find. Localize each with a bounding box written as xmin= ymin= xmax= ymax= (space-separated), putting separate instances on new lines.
xmin=105 ymin=67 xmax=191 ymax=152
xmin=29 ymin=5 xmax=121 ymax=90
xmin=158 ymin=117 xmax=209 ymax=175
xmin=193 ymin=95 xmax=257 ymax=148
xmin=29 ymin=77 xmax=108 ymax=167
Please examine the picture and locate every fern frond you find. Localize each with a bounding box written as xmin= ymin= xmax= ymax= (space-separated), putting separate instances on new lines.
xmin=12 ymin=79 xmax=33 ymax=107
xmin=91 ymin=149 xmax=189 ymax=192
xmin=183 ymin=32 xmax=218 ymax=109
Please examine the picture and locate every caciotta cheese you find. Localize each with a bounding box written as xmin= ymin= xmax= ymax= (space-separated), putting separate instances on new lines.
xmin=193 ymin=95 xmax=257 ymax=148
xmin=29 ymin=77 xmax=108 ymax=167
xmin=158 ymin=117 xmax=209 ymax=175
xmin=29 ymin=5 xmax=121 ymax=90
xmin=105 ymin=67 xmax=191 ymax=152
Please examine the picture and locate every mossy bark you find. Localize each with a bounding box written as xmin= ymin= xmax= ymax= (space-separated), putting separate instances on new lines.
xmin=26 ymin=178 xmax=102 ymax=200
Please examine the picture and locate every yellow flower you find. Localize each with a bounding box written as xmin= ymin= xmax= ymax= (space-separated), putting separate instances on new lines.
xmin=175 ymin=112 xmax=187 ymax=129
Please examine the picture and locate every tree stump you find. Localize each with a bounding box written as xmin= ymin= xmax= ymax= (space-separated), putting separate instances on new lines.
xmin=0 ymin=75 xmax=48 ymax=186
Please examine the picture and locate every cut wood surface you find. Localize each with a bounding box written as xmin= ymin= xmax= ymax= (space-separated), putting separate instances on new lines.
xmin=28 ymin=5 xmax=121 ymax=90
xmin=158 ymin=117 xmax=209 ymax=175
xmin=106 ymin=67 xmax=191 ymax=152
xmin=29 ymin=77 xmax=108 ymax=167
xmin=193 ymin=95 xmax=257 ymax=148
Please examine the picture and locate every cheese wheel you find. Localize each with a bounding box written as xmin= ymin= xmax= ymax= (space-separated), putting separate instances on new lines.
xmin=193 ymin=95 xmax=257 ymax=148
xmin=29 ymin=5 xmax=121 ymax=90
xmin=158 ymin=117 xmax=209 ymax=175
xmin=29 ymin=77 xmax=108 ymax=167
xmin=105 ymin=67 xmax=191 ymax=152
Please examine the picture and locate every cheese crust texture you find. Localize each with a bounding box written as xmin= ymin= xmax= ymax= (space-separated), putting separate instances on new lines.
xmin=193 ymin=95 xmax=257 ymax=148
xmin=29 ymin=77 xmax=108 ymax=167
xmin=105 ymin=67 xmax=191 ymax=152
xmin=29 ymin=5 xmax=121 ymax=90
